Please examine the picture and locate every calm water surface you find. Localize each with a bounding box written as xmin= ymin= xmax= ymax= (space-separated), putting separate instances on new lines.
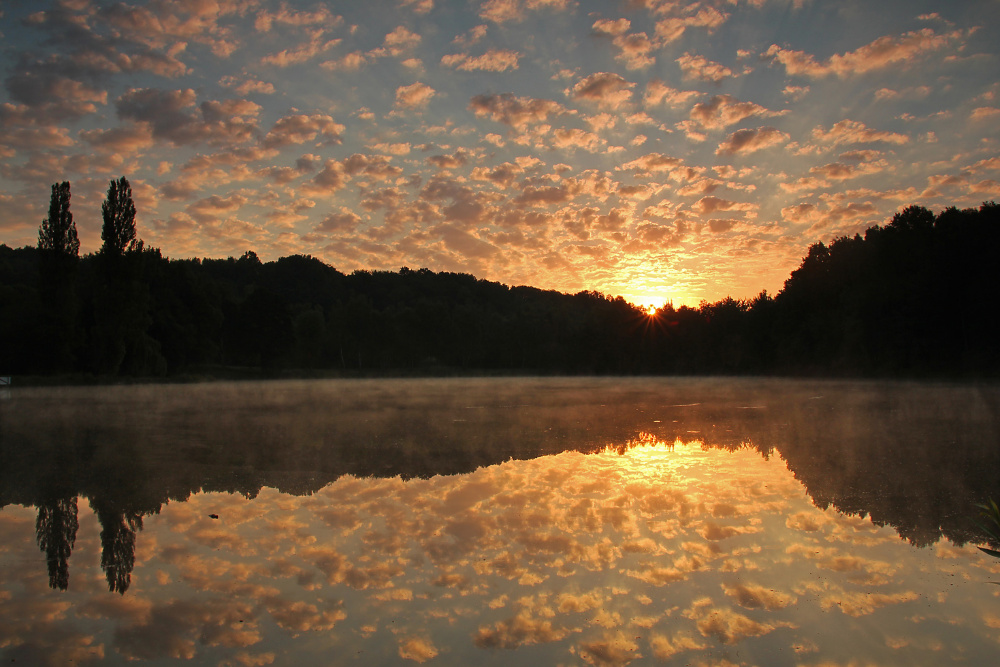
xmin=1 ymin=377 xmax=999 ymax=665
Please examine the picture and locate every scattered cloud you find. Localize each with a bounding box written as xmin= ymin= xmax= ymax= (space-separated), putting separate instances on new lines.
xmin=570 ymin=72 xmax=636 ymax=109
xmin=676 ymin=53 xmax=734 ymax=82
xmin=469 ymin=93 xmax=566 ymax=128
xmin=812 ymin=120 xmax=908 ymax=145
xmin=762 ymin=28 xmax=965 ymax=78
xmin=442 ymin=49 xmax=521 ymax=72
xmin=715 ymin=127 xmax=789 ymax=155
xmin=690 ymin=95 xmax=781 ymax=129
xmin=395 ymin=82 xmax=436 ymax=109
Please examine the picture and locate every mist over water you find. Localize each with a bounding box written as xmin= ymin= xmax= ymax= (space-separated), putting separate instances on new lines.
xmin=1 ymin=378 xmax=999 ymax=665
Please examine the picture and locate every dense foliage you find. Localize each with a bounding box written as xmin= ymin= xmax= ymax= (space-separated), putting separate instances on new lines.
xmin=1 ymin=200 xmax=998 ymax=379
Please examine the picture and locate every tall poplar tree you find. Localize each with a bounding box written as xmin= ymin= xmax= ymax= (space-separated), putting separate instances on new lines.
xmin=91 ymin=175 xmax=163 ymax=375
xmin=35 ymin=181 xmax=81 ymax=372
xmin=100 ymin=176 xmax=137 ymax=257
xmin=38 ymin=181 xmax=80 ymax=258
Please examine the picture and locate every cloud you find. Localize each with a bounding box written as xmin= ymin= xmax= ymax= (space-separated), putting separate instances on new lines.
xmin=762 ymin=28 xmax=964 ymax=78
xmin=4 ymin=62 xmax=108 ymax=120
xmin=114 ymin=598 xmax=261 ymax=660
xmin=261 ymin=29 xmax=340 ymax=67
xmin=442 ymin=49 xmax=520 ymax=72
xmin=655 ymin=7 xmax=728 ymax=43
xmin=427 ymin=149 xmax=470 ymax=169
xmin=471 ymin=162 xmax=524 ymax=188
xmin=649 ymin=633 xmax=705 ymax=659
xmin=781 ymin=200 xmax=879 ymax=233
xmin=874 ymin=85 xmax=932 ymax=101
xmin=479 ymin=0 xmax=570 ymax=24
xmin=454 ymin=24 xmax=489 ymax=46
xmin=263 ymin=597 xmax=347 ymax=634
xmin=401 ymin=0 xmax=434 ymax=14
xmin=468 ymin=93 xmax=566 ymax=129
xmin=676 ymin=53 xmax=733 ymax=82
xmin=314 ymin=209 xmax=362 ymax=233
xmin=254 ymin=4 xmax=343 ymax=32
xmin=818 ymin=588 xmax=918 ymax=617
xmin=262 ymin=114 xmax=344 ymax=149
xmin=80 ymin=123 xmax=155 ymax=154
xmin=551 ymin=128 xmax=603 ymax=152
xmin=576 ymin=631 xmax=640 ymax=666
xmin=591 ymin=19 xmax=631 ymax=37
xmin=781 ymin=203 xmax=820 ymax=224
xmin=371 ymin=142 xmax=412 ymax=155
xmin=321 ymin=51 xmax=370 ymax=71
xmin=970 ymin=107 xmax=1000 ymax=121
xmin=395 ymin=82 xmax=436 ymax=109
xmin=435 ymin=224 xmax=499 ymax=257
xmin=689 ymin=605 xmax=791 ymax=644
xmin=690 ymin=95 xmax=779 ymax=129
xmin=721 ymin=582 xmax=796 ymax=610
xmin=570 ymin=73 xmax=635 ymax=109
xmin=809 ymin=160 xmax=886 ymax=181
xmin=644 ymin=80 xmax=700 ymax=108
xmin=812 ymin=120 xmax=908 ymax=145
xmin=383 ymin=26 xmax=422 ymax=56
xmin=691 ymin=197 xmax=757 ymax=217
xmin=220 ymin=77 xmax=275 ymax=96
xmin=619 ymin=153 xmax=682 ymax=175
xmin=398 ymin=636 xmax=439 ymax=662
xmin=782 ymin=85 xmax=810 ymax=101
xmin=115 ymin=88 xmax=258 ymax=147
xmin=474 ymin=610 xmax=568 ymax=648
xmin=612 ymin=32 xmax=656 ymax=70
xmin=715 ymin=127 xmax=789 ymax=155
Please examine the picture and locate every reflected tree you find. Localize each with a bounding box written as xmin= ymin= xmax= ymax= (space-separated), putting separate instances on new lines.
xmin=93 ymin=500 xmax=144 ymax=594
xmin=35 ymin=496 xmax=78 ymax=590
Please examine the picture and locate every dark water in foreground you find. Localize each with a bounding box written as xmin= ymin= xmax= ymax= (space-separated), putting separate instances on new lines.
xmin=1 ymin=377 xmax=999 ymax=665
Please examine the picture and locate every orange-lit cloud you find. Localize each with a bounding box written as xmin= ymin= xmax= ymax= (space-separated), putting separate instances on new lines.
xmin=762 ymin=28 xmax=965 ymax=78
xmin=442 ymin=49 xmax=521 ymax=72
xmin=715 ymin=127 xmax=789 ymax=155
xmin=676 ymin=53 xmax=734 ymax=82
xmin=570 ymin=72 xmax=636 ymax=109
xmin=468 ymin=93 xmax=567 ymax=129
xmin=394 ymin=82 xmax=436 ymax=109
xmin=812 ymin=120 xmax=909 ymax=146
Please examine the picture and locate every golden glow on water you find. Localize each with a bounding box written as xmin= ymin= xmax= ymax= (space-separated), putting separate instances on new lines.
xmin=2 ymin=435 xmax=998 ymax=665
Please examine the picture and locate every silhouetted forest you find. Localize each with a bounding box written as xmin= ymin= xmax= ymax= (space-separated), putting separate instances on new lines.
xmin=2 ymin=181 xmax=998 ymax=378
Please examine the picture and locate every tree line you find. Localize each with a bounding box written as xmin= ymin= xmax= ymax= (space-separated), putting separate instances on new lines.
xmin=1 ymin=179 xmax=998 ymax=379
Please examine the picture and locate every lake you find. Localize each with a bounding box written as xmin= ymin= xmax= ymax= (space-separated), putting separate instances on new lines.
xmin=1 ymin=377 xmax=999 ymax=666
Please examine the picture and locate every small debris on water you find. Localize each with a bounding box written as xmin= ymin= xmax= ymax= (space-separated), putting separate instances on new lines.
xmin=209 ymin=514 xmax=219 ymax=519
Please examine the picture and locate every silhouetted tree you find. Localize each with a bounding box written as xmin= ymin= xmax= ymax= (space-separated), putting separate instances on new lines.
xmin=100 ymin=176 xmax=137 ymax=257
xmin=35 ymin=182 xmax=81 ymax=372
xmin=89 ymin=176 xmax=164 ymax=375
xmin=38 ymin=182 xmax=79 ymax=258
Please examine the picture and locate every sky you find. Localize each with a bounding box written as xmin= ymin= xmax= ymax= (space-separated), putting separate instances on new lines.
xmin=1 ymin=0 xmax=998 ymax=307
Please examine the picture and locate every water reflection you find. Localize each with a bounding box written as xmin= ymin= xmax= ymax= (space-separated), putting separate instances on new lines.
xmin=35 ymin=495 xmax=77 ymax=590
xmin=1 ymin=378 xmax=999 ymax=665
